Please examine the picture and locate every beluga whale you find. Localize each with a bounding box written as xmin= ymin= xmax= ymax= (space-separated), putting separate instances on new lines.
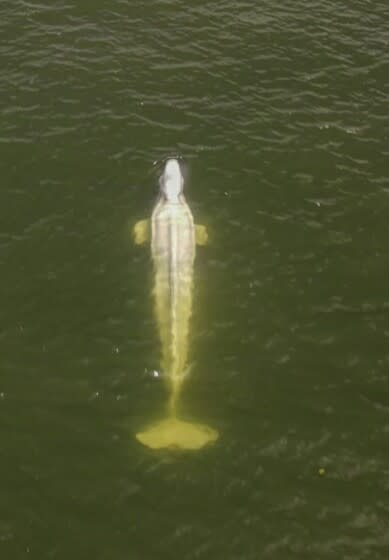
xmin=133 ymin=158 xmax=218 ymax=450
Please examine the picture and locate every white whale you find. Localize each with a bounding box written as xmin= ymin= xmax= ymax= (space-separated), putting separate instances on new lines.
xmin=133 ymin=159 xmax=218 ymax=450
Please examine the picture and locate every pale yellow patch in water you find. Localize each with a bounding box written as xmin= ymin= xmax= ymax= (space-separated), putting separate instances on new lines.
xmin=136 ymin=417 xmax=218 ymax=450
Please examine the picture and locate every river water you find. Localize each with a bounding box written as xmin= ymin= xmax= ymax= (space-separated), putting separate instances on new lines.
xmin=1 ymin=1 xmax=389 ymax=558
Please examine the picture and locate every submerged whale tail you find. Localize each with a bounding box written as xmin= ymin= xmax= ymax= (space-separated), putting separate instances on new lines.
xmin=136 ymin=417 xmax=218 ymax=450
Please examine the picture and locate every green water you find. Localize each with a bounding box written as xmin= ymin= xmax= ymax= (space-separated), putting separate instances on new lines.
xmin=1 ymin=1 xmax=389 ymax=558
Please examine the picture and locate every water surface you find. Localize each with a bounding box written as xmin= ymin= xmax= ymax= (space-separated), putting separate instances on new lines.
xmin=1 ymin=1 xmax=389 ymax=558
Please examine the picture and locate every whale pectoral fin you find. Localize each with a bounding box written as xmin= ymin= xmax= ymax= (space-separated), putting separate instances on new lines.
xmin=195 ymin=224 xmax=209 ymax=246
xmin=133 ymin=219 xmax=150 ymax=245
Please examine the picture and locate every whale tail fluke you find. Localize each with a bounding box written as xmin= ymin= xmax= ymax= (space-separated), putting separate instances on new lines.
xmin=136 ymin=417 xmax=218 ymax=450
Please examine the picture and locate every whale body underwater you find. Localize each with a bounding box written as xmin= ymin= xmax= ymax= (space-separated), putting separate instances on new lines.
xmin=133 ymin=159 xmax=218 ymax=450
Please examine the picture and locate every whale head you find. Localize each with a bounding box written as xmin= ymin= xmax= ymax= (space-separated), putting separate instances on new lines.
xmin=159 ymin=158 xmax=184 ymax=202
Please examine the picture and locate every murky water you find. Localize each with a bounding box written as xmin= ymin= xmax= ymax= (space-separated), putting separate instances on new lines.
xmin=1 ymin=1 xmax=388 ymax=558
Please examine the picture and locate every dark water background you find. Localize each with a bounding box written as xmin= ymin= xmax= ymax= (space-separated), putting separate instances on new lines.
xmin=1 ymin=1 xmax=389 ymax=558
